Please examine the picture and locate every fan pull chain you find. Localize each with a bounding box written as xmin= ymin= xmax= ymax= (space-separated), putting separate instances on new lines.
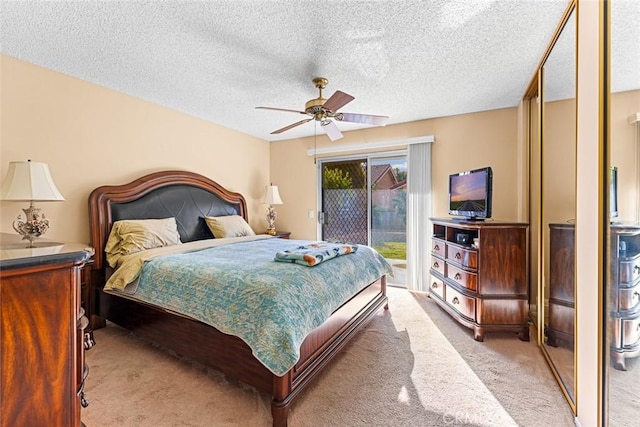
xmin=313 ymin=121 xmax=317 ymax=165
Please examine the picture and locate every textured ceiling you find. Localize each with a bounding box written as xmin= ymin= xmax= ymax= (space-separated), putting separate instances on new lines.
xmin=1 ymin=1 xmax=637 ymax=142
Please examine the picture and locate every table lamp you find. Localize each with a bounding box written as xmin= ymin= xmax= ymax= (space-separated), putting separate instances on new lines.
xmin=0 ymin=160 xmax=65 ymax=247
xmin=263 ymin=184 xmax=283 ymax=235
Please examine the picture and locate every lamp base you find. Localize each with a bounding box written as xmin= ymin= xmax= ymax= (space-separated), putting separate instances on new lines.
xmin=265 ymin=205 xmax=278 ymax=236
xmin=12 ymin=202 xmax=50 ymax=248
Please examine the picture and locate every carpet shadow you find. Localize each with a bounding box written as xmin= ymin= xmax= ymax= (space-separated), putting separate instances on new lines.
xmin=408 ymin=291 xmax=575 ymax=427
xmin=290 ymin=305 xmax=490 ymax=427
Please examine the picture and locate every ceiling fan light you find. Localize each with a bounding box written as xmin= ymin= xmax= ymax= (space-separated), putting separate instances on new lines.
xmin=321 ymin=120 xmax=343 ymax=141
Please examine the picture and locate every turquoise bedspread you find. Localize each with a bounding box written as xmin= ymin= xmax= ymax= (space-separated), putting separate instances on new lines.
xmin=129 ymin=238 xmax=393 ymax=376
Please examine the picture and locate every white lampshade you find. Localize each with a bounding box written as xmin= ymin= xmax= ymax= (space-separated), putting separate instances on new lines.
xmin=0 ymin=160 xmax=65 ymax=201
xmin=263 ymin=185 xmax=283 ymax=205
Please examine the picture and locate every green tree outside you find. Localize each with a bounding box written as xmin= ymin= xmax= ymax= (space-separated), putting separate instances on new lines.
xmin=323 ymin=167 xmax=353 ymax=189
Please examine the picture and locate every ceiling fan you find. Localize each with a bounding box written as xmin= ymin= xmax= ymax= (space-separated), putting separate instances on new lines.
xmin=256 ymin=77 xmax=388 ymax=141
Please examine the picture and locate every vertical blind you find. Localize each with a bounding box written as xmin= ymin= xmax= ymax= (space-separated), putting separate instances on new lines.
xmin=406 ymin=142 xmax=433 ymax=291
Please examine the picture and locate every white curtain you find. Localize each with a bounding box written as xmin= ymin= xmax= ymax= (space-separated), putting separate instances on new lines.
xmin=406 ymin=142 xmax=432 ymax=292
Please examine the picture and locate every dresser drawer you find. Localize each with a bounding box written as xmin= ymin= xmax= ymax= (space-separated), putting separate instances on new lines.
xmin=431 ymin=256 xmax=445 ymax=276
xmin=445 ymin=285 xmax=476 ymax=321
xmin=619 ymin=253 xmax=640 ymax=284
xmin=446 ymin=243 xmax=478 ymax=270
xmin=618 ymin=278 xmax=640 ymax=311
xmin=429 ymin=275 xmax=445 ymax=299
xmin=621 ymin=315 xmax=640 ymax=348
xmin=432 ymin=238 xmax=446 ymax=257
xmin=446 ymin=263 xmax=477 ymax=292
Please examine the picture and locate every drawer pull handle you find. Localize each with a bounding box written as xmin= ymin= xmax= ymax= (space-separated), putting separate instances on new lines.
xmin=78 ymin=379 xmax=89 ymax=408
xmin=81 ymin=392 xmax=89 ymax=408
xmin=455 ymin=252 xmax=462 ymax=260
xmin=454 ymin=273 xmax=462 ymax=280
xmin=431 ymin=282 xmax=438 ymax=289
xmin=452 ymin=297 xmax=460 ymax=305
xmin=434 ymin=244 xmax=440 ymax=251
xmin=433 ymin=262 xmax=439 ymax=268
xmin=634 ymin=291 xmax=640 ymax=301
xmin=635 ymin=265 xmax=640 ymax=274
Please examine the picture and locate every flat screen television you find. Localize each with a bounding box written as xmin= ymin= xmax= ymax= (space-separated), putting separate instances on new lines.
xmin=449 ymin=166 xmax=493 ymax=220
xmin=610 ymin=166 xmax=618 ymax=219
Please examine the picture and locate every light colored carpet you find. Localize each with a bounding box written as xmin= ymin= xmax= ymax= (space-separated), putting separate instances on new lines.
xmin=609 ymin=352 xmax=640 ymax=426
xmin=82 ymin=287 xmax=575 ymax=426
xmin=541 ymin=344 xmax=574 ymax=402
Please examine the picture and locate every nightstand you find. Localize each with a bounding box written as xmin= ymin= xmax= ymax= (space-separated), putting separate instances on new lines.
xmin=274 ymin=231 xmax=291 ymax=239
xmin=0 ymin=234 xmax=93 ymax=426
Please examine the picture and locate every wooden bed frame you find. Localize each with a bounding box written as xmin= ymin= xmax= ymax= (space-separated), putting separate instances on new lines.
xmin=88 ymin=170 xmax=388 ymax=426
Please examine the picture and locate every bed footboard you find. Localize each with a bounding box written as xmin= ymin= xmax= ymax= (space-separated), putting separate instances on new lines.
xmin=272 ymin=275 xmax=387 ymax=426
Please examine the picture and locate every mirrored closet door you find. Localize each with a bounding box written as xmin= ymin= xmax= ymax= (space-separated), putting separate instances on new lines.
xmin=605 ymin=0 xmax=640 ymax=425
xmin=540 ymin=5 xmax=577 ymax=405
xmin=525 ymin=0 xmax=577 ymax=410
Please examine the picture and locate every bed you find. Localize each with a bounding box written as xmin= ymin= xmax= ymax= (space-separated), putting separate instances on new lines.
xmin=87 ymin=170 xmax=390 ymax=426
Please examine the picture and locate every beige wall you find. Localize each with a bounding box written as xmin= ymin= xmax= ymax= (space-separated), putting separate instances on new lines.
xmin=543 ymin=98 xmax=577 ymax=225
xmin=0 ymin=55 xmax=271 ymax=244
xmin=271 ymin=108 xmax=520 ymax=240
xmin=611 ymin=89 xmax=640 ymax=222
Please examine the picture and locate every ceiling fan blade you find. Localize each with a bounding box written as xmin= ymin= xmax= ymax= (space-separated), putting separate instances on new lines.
xmin=335 ymin=112 xmax=389 ymax=126
xmin=321 ymin=120 xmax=344 ymax=141
xmin=271 ymin=118 xmax=313 ymax=134
xmin=322 ymin=90 xmax=355 ymax=112
xmin=256 ymin=106 xmax=308 ymax=115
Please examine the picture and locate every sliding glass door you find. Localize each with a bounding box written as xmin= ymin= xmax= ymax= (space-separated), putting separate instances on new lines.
xmin=370 ymin=157 xmax=407 ymax=286
xmin=319 ymin=154 xmax=407 ymax=286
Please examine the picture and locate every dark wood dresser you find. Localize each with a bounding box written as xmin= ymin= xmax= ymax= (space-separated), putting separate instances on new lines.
xmin=547 ymin=223 xmax=576 ymax=348
xmin=0 ymin=233 xmax=94 ymax=427
xmin=546 ymin=223 xmax=640 ymax=369
xmin=428 ymin=218 xmax=530 ymax=341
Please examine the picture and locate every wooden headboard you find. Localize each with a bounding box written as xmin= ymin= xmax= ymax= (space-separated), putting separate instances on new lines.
xmin=88 ymin=170 xmax=248 ymax=271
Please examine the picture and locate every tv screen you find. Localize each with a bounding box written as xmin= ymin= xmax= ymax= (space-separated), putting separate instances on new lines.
xmin=610 ymin=166 xmax=618 ymax=219
xmin=449 ymin=166 xmax=493 ymax=220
